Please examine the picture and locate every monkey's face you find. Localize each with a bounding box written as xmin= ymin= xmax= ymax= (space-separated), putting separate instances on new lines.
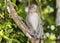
xmin=29 ymin=4 xmax=38 ymax=13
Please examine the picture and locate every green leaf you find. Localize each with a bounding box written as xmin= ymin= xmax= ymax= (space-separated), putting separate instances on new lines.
xmin=8 ymin=29 xmax=13 ymax=33
xmin=7 ymin=39 xmax=12 ymax=43
xmin=0 ymin=35 xmax=2 ymax=42
xmin=12 ymin=0 xmax=16 ymax=4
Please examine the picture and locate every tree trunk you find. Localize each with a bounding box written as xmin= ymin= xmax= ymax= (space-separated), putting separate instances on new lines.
xmin=56 ymin=36 xmax=60 ymax=43
xmin=56 ymin=0 xmax=60 ymax=26
xmin=56 ymin=0 xmax=60 ymax=43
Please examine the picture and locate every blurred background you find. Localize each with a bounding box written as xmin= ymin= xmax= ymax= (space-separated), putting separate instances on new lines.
xmin=0 ymin=0 xmax=59 ymax=43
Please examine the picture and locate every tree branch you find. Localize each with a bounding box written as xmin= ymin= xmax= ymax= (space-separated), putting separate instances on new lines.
xmin=7 ymin=0 xmax=33 ymax=39
xmin=7 ymin=0 xmax=44 ymax=43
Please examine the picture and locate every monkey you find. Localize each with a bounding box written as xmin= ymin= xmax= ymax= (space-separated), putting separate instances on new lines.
xmin=26 ymin=4 xmax=44 ymax=40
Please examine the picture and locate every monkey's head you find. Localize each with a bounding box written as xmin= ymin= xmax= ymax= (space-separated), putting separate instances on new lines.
xmin=29 ymin=4 xmax=38 ymax=13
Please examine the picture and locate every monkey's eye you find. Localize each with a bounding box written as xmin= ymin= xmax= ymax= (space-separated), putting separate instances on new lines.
xmin=30 ymin=6 xmax=34 ymax=9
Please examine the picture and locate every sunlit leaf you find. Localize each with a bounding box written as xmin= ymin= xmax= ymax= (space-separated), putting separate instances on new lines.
xmin=12 ymin=0 xmax=16 ymax=4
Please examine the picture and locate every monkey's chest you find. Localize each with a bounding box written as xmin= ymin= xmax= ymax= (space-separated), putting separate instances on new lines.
xmin=28 ymin=13 xmax=39 ymax=30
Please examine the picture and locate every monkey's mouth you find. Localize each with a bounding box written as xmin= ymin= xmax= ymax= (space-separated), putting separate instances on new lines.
xmin=29 ymin=10 xmax=38 ymax=13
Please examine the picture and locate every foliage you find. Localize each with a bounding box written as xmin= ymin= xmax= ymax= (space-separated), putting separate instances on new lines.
xmin=0 ymin=0 xmax=58 ymax=43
